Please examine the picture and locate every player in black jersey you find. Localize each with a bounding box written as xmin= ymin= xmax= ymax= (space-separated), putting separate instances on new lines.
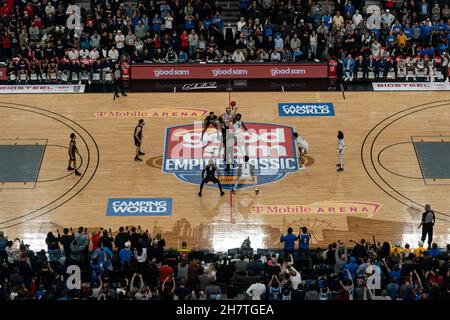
xmin=68 ymin=133 xmax=81 ymax=176
xmin=217 ymin=115 xmax=233 ymax=171
xmin=198 ymin=160 xmax=225 ymax=197
xmin=201 ymin=111 xmax=219 ymax=138
xmin=134 ymin=119 xmax=145 ymax=161
xmin=217 ymin=115 xmax=226 ymax=146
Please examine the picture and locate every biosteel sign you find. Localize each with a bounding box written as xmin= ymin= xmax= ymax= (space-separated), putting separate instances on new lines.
xmin=132 ymin=64 xmax=328 ymax=80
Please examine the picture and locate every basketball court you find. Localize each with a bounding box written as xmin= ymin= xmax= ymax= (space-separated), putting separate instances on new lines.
xmin=1 ymin=91 xmax=449 ymax=251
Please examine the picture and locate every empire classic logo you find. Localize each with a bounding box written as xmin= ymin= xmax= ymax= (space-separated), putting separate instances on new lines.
xmin=251 ymin=201 xmax=382 ymax=217
xmin=163 ymin=123 xmax=299 ymax=190
xmin=95 ymin=108 xmax=209 ymax=118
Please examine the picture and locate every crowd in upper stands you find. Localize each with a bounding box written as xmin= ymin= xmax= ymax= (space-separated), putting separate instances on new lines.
xmin=0 ymin=0 xmax=449 ymax=82
xmin=0 ymin=226 xmax=449 ymax=300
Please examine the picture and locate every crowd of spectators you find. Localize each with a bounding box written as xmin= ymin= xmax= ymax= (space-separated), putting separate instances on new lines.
xmin=336 ymin=0 xmax=450 ymax=81
xmin=0 ymin=0 xmax=449 ymax=83
xmin=0 ymin=226 xmax=450 ymax=300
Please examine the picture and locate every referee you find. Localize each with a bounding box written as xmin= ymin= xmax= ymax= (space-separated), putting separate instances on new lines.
xmin=418 ymin=204 xmax=435 ymax=248
xmin=113 ymin=63 xmax=127 ymax=100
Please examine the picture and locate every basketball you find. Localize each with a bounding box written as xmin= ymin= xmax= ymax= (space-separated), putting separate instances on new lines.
xmin=230 ymin=100 xmax=236 ymax=107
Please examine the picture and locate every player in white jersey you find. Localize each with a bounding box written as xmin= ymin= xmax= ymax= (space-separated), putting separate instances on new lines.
xmin=415 ymin=56 xmax=426 ymax=79
xmin=293 ymin=132 xmax=308 ymax=171
xmin=232 ymin=155 xmax=259 ymax=194
xmin=220 ymin=101 xmax=238 ymax=169
xmin=222 ymin=101 xmax=238 ymax=129
xmin=443 ymin=51 xmax=449 ymax=82
xmin=337 ymin=130 xmax=345 ymax=172
xmin=233 ymin=113 xmax=248 ymax=157
xmin=405 ymin=56 xmax=416 ymax=80
xmin=397 ymin=56 xmax=406 ymax=78
xmin=425 ymin=56 xmax=435 ymax=82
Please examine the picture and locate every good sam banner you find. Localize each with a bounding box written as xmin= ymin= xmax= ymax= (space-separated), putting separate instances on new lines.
xmin=132 ymin=63 xmax=328 ymax=80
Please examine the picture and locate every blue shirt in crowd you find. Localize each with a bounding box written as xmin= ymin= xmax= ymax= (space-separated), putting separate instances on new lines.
xmin=280 ymin=233 xmax=297 ymax=251
xmin=298 ymin=233 xmax=310 ymax=251
xmin=152 ymin=17 xmax=162 ymax=32
xmin=119 ymin=248 xmax=132 ymax=264
xmin=344 ymin=257 xmax=358 ymax=280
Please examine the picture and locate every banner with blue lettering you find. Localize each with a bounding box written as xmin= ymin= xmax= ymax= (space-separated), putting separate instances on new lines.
xmin=107 ymin=198 xmax=173 ymax=216
xmin=278 ymin=103 xmax=335 ymax=116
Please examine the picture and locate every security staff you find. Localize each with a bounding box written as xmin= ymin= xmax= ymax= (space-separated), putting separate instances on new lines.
xmin=113 ymin=63 xmax=127 ymax=100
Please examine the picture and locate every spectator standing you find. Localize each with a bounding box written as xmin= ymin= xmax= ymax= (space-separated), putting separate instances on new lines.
xmin=0 ymin=231 xmax=8 ymax=261
xmin=298 ymin=227 xmax=311 ymax=258
xmin=188 ymin=30 xmax=198 ymax=59
xmin=114 ymin=227 xmax=130 ymax=250
xmin=119 ymin=241 xmax=133 ymax=265
xmin=267 ymin=275 xmax=282 ymax=300
xmin=234 ymin=255 xmax=249 ymax=274
xmin=69 ymin=239 xmax=87 ymax=266
xmin=98 ymin=229 xmax=114 ymax=251
xmin=205 ymin=280 xmax=222 ymax=300
xmin=334 ymin=242 xmax=348 ymax=274
xmin=114 ymin=30 xmax=125 ymax=54
xmin=280 ymin=227 xmax=297 ymax=256
xmin=57 ymin=228 xmax=74 ymax=260
xmin=45 ymin=232 xmax=61 ymax=262
xmin=246 ymin=278 xmax=266 ymax=300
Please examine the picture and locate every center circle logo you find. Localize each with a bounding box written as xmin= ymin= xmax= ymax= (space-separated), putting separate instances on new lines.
xmin=163 ymin=123 xmax=299 ymax=190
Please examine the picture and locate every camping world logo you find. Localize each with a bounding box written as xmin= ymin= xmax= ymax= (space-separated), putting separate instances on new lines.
xmin=163 ymin=123 xmax=298 ymax=190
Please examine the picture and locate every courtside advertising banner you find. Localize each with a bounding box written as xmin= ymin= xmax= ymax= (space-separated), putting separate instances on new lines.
xmin=0 ymin=84 xmax=86 ymax=93
xmin=278 ymin=103 xmax=335 ymax=116
xmin=132 ymin=63 xmax=328 ymax=80
xmin=106 ymin=198 xmax=173 ymax=216
xmin=372 ymin=82 xmax=450 ymax=91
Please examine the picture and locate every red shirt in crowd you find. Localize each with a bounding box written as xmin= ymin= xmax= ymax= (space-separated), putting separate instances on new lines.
xmin=0 ymin=4 xmax=10 ymax=16
xmin=91 ymin=232 xmax=101 ymax=250
xmin=24 ymin=3 xmax=34 ymax=16
xmin=5 ymin=0 xmax=14 ymax=9
xmin=153 ymin=36 xmax=161 ymax=49
xmin=180 ymin=33 xmax=189 ymax=49
xmin=384 ymin=0 xmax=394 ymax=8
xmin=159 ymin=264 xmax=174 ymax=282
xmin=2 ymin=35 xmax=11 ymax=49
xmin=33 ymin=16 xmax=43 ymax=29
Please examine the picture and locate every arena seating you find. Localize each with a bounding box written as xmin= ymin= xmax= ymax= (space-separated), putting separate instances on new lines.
xmin=0 ymin=228 xmax=449 ymax=300
xmin=1 ymin=0 xmax=448 ymax=84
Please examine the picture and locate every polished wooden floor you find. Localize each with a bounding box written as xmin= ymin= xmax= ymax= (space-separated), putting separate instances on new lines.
xmin=0 ymin=91 xmax=449 ymax=251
